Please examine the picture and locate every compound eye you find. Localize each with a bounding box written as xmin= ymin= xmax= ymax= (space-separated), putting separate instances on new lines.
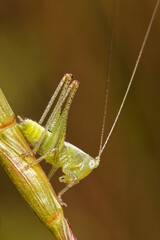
xmin=89 ymin=159 xmax=96 ymax=169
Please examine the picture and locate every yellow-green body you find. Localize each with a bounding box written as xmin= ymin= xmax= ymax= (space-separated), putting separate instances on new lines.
xmin=19 ymin=119 xmax=99 ymax=184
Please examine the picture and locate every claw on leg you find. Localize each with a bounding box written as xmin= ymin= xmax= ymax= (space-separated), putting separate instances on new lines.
xmin=19 ymin=150 xmax=35 ymax=159
xmin=57 ymin=172 xmax=79 ymax=207
xmin=19 ymin=150 xmax=36 ymax=170
xmin=58 ymin=195 xmax=67 ymax=207
xmin=23 ymin=162 xmax=33 ymax=170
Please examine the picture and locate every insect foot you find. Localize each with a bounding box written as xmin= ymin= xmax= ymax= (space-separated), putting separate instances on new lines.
xmin=58 ymin=195 xmax=68 ymax=207
xmin=19 ymin=150 xmax=35 ymax=159
xmin=16 ymin=151 xmax=34 ymax=166
xmin=59 ymin=175 xmax=66 ymax=183
xmin=23 ymin=164 xmax=30 ymax=171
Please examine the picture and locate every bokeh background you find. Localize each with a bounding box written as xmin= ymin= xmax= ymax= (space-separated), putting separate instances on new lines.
xmin=0 ymin=0 xmax=160 ymax=239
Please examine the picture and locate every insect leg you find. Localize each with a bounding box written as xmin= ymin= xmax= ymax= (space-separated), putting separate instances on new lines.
xmin=58 ymin=169 xmax=79 ymax=206
xmin=39 ymin=73 xmax=73 ymax=125
xmin=47 ymin=166 xmax=58 ymax=180
xmin=43 ymin=79 xmax=79 ymax=155
xmin=21 ymin=80 xmax=77 ymax=161
xmin=33 ymin=81 xmax=78 ymax=155
xmin=24 ymin=147 xmax=58 ymax=169
xmin=19 ymin=75 xmax=73 ymax=159
xmin=47 ymin=74 xmax=73 ymax=132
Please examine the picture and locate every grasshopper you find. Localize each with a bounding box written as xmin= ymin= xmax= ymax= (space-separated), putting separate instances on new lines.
xmin=18 ymin=74 xmax=100 ymax=205
xmin=18 ymin=0 xmax=160 ymax=206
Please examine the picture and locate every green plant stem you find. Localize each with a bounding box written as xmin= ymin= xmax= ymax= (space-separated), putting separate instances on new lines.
xmin=0 ymin=89 xmax=77 ymax=240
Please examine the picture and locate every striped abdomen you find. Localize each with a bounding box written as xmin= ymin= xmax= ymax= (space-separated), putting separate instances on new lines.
xmin=19 ymin=119 xmax=51 ymax=154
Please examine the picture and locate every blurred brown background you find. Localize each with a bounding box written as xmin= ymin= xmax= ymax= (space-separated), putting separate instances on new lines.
xmin=0 ymin=0 xmax=160 ymax=239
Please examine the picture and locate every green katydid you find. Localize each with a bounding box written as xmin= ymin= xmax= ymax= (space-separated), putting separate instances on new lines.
xmin=18 ymin=73 xmax=100 ymax=205
xmin=18 ymin=0 xmax=160 ymax=206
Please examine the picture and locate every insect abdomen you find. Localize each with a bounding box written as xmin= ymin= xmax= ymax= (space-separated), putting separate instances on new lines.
xmin=19 ymin=119 xmax=49 ymax=148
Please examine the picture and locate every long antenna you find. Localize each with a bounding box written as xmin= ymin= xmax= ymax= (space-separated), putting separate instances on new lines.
xmin=98 ymin=0 xmax=160 ymax=158
xmin=98 ymin=0 xmax=116 ymax=160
